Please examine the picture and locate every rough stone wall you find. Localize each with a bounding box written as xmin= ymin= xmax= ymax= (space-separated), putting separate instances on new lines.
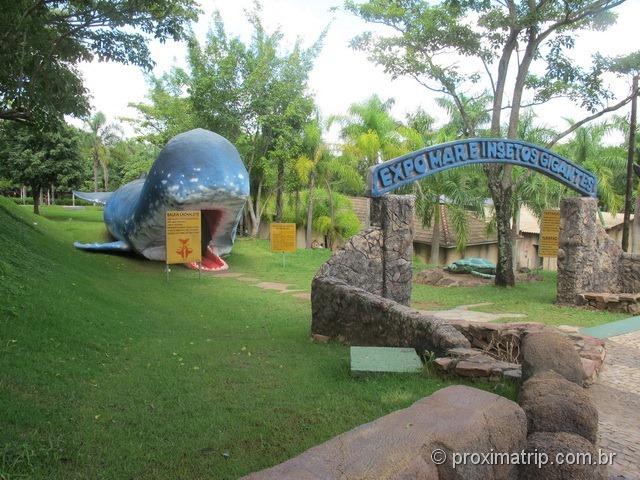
xmin=380 ymin=195 xmax=414 ymax=305
xmin=312 ymin=194 xmax=414 ymax=303
xmin=558 ymin=197 xmax=640 ymax=304
xmin=311 ymin=276 xmax=470 ymax=353
xmin=311 ymin=194 xmax=437 ymax=347
xmin=620 ymin=252 xmax=640 ymax=292
xmin=314 ymin=228 xmax=384 ymax=296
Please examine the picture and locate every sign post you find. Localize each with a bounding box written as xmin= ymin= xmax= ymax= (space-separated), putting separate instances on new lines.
xmin=539 ymin=209 xmax=561 ymax=263
xmin=270 ymin=223 xmax=296 ymax=267
xmin=165 ymin=210 xmax=202 ymax=278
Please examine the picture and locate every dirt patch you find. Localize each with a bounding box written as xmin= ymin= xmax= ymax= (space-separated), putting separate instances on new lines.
xmin=256 ymin=282 xmax=292 ymax=292
xmin=414 ymin=268 xmax=543 ymax=287
xmin=415 ymin=268 xmax=491 ymax=287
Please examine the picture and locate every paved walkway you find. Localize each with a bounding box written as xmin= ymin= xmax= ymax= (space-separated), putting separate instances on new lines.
xmin=207 ymin=271 xmax=312 ymax=300
xmin=591 ymin=330 xmax=640 ymax=479
xmin=418 ymin=302 xmax=527 ymax=323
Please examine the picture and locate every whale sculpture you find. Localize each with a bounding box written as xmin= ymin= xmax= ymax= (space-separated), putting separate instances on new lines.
xmin=74 ymin=128 xmax=250 ymax=271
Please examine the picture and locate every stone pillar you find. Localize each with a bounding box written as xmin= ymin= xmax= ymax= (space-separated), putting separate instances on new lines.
xmin=557 ymin=197 xmax=622 ymax=304
xmin=379 ymin=195 xmax=414 ymax=306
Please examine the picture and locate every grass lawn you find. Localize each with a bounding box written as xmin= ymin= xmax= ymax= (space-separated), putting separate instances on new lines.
xmin=0 ymin=201 xmax=516 ymax=480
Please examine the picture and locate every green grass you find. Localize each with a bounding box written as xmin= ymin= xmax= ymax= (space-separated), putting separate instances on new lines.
xmin=0 ymin=200 xmax=516 ymax=480
xmin=411 ymin=271 xmax=625 ymax=327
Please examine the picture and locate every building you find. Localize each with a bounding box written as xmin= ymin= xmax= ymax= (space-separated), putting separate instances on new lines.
xmin=349 ymin=197 xmax=630 ymax=270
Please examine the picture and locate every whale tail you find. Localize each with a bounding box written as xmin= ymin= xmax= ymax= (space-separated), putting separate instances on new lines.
xmin=74 ymin=240 xmax=131 ymax=253
xmin=72 ymin=191 xmax=113 ymax=205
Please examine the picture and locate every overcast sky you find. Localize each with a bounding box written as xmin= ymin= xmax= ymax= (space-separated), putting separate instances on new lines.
xmin=77 ymin=0 xmax=640 ymax=144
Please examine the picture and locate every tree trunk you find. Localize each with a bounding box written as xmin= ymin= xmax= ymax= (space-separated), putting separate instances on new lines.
xmin=275 ymin=159 xmax=284 ymax=222
xmin=622 ymin=74 xmax=638 ymax=252
xmin=306 ymin=172 xmax=316 ymax=249
xmin=430 ymin=203 xmax=441 ymax=265
xmin=491 ymin=187 xmax=515 ymax=286
xmin=511 ymin=203 xmax=521 ymax=272
xmin=325 ymin=178 xmax=335 ymax=250
xmin=103 ymin=161 xmax=109 ymax=191
xmin=489 ymin=29 xmax=537 ymax=287
xmin=247 ymin=181 xmax=263 ymax=237
xmin=32 ymin=185 xmax=41 ymax=215
xmin=93 ymin=150 xmax=100 ymax=192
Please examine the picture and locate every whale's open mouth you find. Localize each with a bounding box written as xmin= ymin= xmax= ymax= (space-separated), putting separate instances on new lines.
xmin=185 ymin=209 xmax=229 ymax=272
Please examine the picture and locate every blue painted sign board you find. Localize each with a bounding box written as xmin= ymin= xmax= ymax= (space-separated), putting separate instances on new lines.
xmin=367 ymin=138 xmax=598 ymax=198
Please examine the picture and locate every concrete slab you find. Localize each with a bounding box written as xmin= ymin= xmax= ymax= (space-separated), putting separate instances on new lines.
xmin=581 ymin=316 xmax=640 ymax=339
xmin=350 ymin=346 xmax=423 ymax=375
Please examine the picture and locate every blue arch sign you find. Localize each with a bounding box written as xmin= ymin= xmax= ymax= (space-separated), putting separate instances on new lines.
xmin=367 ymin=138 xmax=597 ymax=198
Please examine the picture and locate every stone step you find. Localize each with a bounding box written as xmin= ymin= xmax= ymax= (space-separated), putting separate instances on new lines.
xmin=350 ymin=346 xmax=423 ymax=375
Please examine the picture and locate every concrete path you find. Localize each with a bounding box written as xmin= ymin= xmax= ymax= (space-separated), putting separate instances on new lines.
xmin=418 ymin=303 xmax=527 ymax=323
xmin=206 ymin=271 xmax=311 ymax=299
xmin=591 ymin=330 xmax=640 ymax=479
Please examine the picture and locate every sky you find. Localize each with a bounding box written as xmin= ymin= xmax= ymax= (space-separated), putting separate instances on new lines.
xmin=77 ymin=0 xmax=640 ymax=144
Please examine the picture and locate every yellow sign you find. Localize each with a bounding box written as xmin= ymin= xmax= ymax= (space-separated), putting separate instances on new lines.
xmin=166 ymin=211 xmax=202 ymax=264
xmin=270 ymin=223 xmax=297 ymax=253
xmin=539 ymin=209 xmax=561 ymax=257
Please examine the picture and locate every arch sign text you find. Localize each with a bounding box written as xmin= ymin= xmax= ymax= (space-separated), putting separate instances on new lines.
xmin=367 ymin=138 xmax=597 ymax=198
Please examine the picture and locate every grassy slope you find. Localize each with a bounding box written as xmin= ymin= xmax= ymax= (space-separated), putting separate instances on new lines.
xmin=0 ymin=201 xmax=514 ymax=480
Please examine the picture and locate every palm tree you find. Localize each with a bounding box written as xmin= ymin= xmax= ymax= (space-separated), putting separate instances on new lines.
xmin=84 ymin=112 xmax=120 ymax=191
xmin=560 ymin=120 xmax=626 ymax=215
xmin=330 ymin=95 xmax=406 ymax=177
xmin=415 ymin=167 xmax=488 ymax=264
xmin=404 ymin=116 xmax=489 ymax=264
xmin=295 ymin=120 xmax=363 ymax=248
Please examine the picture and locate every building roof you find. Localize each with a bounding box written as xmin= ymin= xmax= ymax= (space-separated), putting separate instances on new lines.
xmin=349 ymin=197 xmax=497 ymax=248
xmin=518 ymin=205 xmax=631 ymax=234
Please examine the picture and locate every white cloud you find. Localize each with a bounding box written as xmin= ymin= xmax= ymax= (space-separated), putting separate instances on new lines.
xmin=77 ymin=0 xmax=640 ymax=144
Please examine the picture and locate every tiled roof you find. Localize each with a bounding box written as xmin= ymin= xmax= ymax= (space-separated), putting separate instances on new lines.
xmin=518 ymin=205 xmax=631 ymax=234
xmin=349 ymin=197 xmax=497 ymax=248
xmin=349 ymin=197 xmax=370 ymax=227
xmin=413 ymin=205 xmax=497 ymax=247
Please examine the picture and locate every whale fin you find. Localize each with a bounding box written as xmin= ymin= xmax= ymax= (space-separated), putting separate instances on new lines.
xmin=74 ymin=240 xmax=131 ymax=252
xmin=72 ymin=190 xmax=113 ymax=205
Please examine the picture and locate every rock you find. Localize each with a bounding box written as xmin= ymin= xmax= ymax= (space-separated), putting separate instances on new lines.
xmin=581 ymin=358 xmax=599 ymax=385
xmin=557 ymin=198 xmax=640 ymax=305
xmin=455 ymin=360 xmax=492 ymax=377
xmin=520 ymin=331 xmax=585 ymax=385
xmin=446 ymin=347 xmax=484 ymax=358
xmin=241 ymin=386 xmax=527 ymax=480
xmin=311 ymin=276 xmax=470 ymax=354
xmin=558 ymin=325 xmax=580 ymax=334
xmin=377 ymin=195 xmax=414 ymax=305
xmin=311 ymin=334 xmax=330 ymax=343
xmin=518 ymin=432 xmax=607 ymax=480
xmin=518 ymin=371 xmax=598 ymax=443
xmin=503 ymin=369 xmax=522 ymax=381
xmin=434 ymin=357 xmax=453 ymax=372
xmin=314 ymin=227 xmax=384 ymax=296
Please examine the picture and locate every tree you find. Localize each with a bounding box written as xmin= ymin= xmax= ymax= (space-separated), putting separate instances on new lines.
xmin=347 ymin=0 xmax=640 ymax=286
xmin=559 ymin=120 xmax=627 ymax=214
xmin=84 ymin=112 xmax=120 ymax=191
xmin=330 ymin=95 xmax=405 ymax=176
xmin=131 ymin=7 xmax=323 ymax=235
xmin=127 ymin=71 xmax=198 ymax=148
xmin=0 ymin=122 xmax=83 ymax=214
xmin=295 ymin=120 xmax=363 ymax=248
xmin=109 ymin=138 xmax=160 ymax=186
xmin=1 ymin=0 xmax=199 ymax=124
